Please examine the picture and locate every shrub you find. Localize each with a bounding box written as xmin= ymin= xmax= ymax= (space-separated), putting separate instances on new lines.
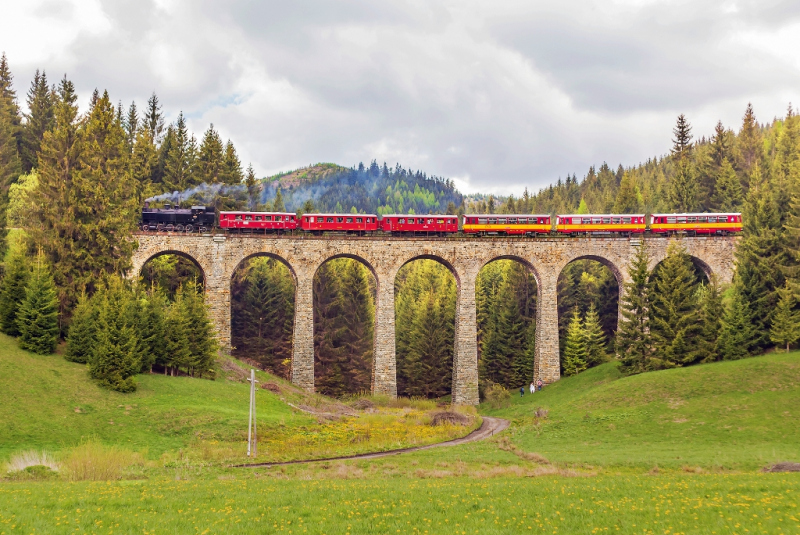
xmin=6 ymin=450 xmax=59 ymax=473
xmin=62 ymin=439 xmax=140 ymax=481
xmin=484 ymin=383 xmax=511 ymax=409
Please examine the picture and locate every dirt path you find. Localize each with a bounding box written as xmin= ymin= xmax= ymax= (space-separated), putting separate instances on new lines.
xmin=236 ymin=416 xmax=510 ymax=468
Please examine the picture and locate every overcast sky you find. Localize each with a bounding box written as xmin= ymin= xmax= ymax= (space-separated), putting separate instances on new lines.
xmin=2 ymin=0 xmax=799 ymax=194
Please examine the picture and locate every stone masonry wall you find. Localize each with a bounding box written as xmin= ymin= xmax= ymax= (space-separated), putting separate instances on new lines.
xmin=130 ymin=234 xmax=738 ymax=405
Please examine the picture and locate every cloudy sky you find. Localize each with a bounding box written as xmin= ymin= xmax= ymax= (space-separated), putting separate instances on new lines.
xmin=2 ymin=0 xmax=799 ymax=194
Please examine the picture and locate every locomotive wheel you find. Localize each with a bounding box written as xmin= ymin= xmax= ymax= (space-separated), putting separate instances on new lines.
xmin=185 ymin=224 xmax=194 ymax=233
xmin=166 ymin=224 xmax=174 ymax=232
xmin=156 ymin=224 xmax=164 ymax=232
xmin=199 ymin=226 xmax=207 ymax=233
xmin=175 ymin=224 xmax=184 ymax=232
xmin=141 ymin=224 xmax=149 ymax=232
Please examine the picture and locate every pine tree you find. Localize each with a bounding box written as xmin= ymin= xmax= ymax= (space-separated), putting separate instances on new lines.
xmin=669 ymin=114 xmax=698 ymax=212
xmin=143 ymin=93 xmax=164 ymax=142
xmin=0 ymin=53 xmax=22 ymax=258
xmin=713 ymin=159 xmax=743 ymax=211
xmin=64 ymin=290 xmax=98 ymax=363
xmin=88 ymin=279 xmax=140 ymax=392
xmin=163 ymin=112 xmax=195 ymax=192
xmin=124 ymin=101 xmax=138 ymax=153
xmin=613 ymin=172 xmax=639 ymax=213
xmin=273 ymin=188 xmax=285 ymax=212
xmin=222 ymin=140 xmax=243 ymax=184
xmin=30 ymin=87 xmax=139 ymax=326
xmin=245 ymin=164 xmax=258 ymax=209
xmin=649 ymin=241 xmax=701 ymax=368
xmin=181 ymin=279 xmax=218 ymax=377
xmin=16 ymin=255 xmax=59 ymax=354
xmin=736 ymin=103 xmax=762 ymax=180
xmin=0 ymin=250 xmax=29 ymax=336
xmin=163 ymin=290 xmax=192 ymax=376
xmin=695 ymin=276 xmax=723 ymax=363
xmin=21 ymin=70 xmax=55 ymax=171
xmin=197 ymin=124 xmax=224 ymax=184
xmin=562 ymin=308 xmax=587 ymax=376
xmin=770 ymin=281 xmax=800 ymax=352
xmin=138 ymin=288 xmax=166 ymax=373
xmin=583 ymin=303 xmax=607 ymax=367
xmin=616 ymin=242 xmax=651 ymax=375
xmin=718 ymin=286 xmax=756 ymax=360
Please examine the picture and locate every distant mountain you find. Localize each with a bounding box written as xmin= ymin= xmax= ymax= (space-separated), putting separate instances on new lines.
xmin=258 ymin=161 xmax=464 ymax=215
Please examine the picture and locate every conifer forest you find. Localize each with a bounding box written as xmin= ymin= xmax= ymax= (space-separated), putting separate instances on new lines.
xmin=2 ymin=52 xmax=800 ymax=398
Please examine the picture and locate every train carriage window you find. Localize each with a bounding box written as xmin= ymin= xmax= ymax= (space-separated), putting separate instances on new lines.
xmin=427 ymin=219 xmax=434 ymax=224
xmin=478 ymin=218 xmax=488 ymax=224
xmin=622 ymin=217 xmax=631 ymax=224
xmin=235 ymin=215 xmax=243 ymax=221
xmin=498 ymin=218 xmax=507 ymax=224
xmin=336 ymin=217 xmax=344 ymax=223
xmin=582 ymin=218 xmax=591 ymax=224
xmin=437 ymin=219 xmax=444 ymax=224
xmin=667 ymin=217 xmax=677 ymax=224
xmin=602 ymin=217 xmax=611 ymax=224
xmin=488 ymin=218 xmax=497 ymax=224
xmin=688 ymin=216 xmax=697 ymax=223
xmin=508 ymin=218 xmax=518 ymax=224
xmin=677 ymin=216 xmax=687 ymax=223
xmin=698 ymin=216 xmax=707 ymax=223
xmin=518 ymin=218 xmax=527 ymax=224
xmin=254 ymin=216 xmax=262 ymax=221
xmin=708 ymin=216 xmax=717 ymax=223
xmin=265 ymin=216 xmax=273 ymax=222
xmin=326 ymin=217 xmax=334 ymax=223
xmin=592 ymin=218 xmax=601 ymax=224
xmin=245 ymin=215 xmax=252 ymax=221
xmin=356 ymin=217 xmax=363 ymax=223
xmin=612 ymin=217 xmax=620 ymax=224
xmin=398 ymin=218 xmax=405 ymax=224
xmin=346 ymin=217 xmax=353 ymax=223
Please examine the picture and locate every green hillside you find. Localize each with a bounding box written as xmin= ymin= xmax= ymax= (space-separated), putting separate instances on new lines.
xmin=489 ymin=353 xmax=800 ymax=470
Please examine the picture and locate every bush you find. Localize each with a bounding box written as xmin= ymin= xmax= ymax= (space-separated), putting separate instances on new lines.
xmin=484 ymin=383 xmax=511 ymax=409
xmin=5 ymin=450 xmax=59 ymax=474
xmin=62 ymin=439 xmax=140 ymax=481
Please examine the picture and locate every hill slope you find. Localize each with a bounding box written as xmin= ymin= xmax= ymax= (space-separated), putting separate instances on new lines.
xmin=487 ymin=354 xmax=800 ymax=470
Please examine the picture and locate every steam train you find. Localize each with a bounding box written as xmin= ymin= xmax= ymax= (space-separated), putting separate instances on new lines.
xmin=140 ymin=205 xmax=742 ymax=237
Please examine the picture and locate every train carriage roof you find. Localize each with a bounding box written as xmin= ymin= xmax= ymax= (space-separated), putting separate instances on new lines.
xmin=557 ymin=214 xmax=645 ymax=218
xmin=650 ymin=212 xmax=741 ymax=217
xmin=381 ymin=214 xmax=455 ymax=218
xmin=219 ymin=211 xmax=296 ymax=215
xmin=302 ymin=213 xmax=378 ymax=217
xmin=465 ymin=214 xmax=552 ymax=218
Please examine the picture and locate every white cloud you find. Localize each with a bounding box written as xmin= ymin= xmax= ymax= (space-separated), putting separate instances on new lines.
xmin=3 ymin=0 xmax=799 ymax=195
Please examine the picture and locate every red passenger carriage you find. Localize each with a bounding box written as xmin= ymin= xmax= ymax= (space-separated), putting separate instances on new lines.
xmin=649 ymin=213 xmax=742 ymax=235
xmin=219 ymin=211 xmax=298 ymax=232
xmin=380 ymin=215 xmax=458 ymax=235
xmin=300 ymin=213 xmax=379 ymax=234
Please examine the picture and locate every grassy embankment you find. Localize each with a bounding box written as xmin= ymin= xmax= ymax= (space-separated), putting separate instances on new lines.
xmin=1 ymin=334 xmax=799 ymax=534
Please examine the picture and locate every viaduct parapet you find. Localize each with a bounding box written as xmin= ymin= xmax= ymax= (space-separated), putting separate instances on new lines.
xmin=130 ymin=234 xmax=738 ymax=404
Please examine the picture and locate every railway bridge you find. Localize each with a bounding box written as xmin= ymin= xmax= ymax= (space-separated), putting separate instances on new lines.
xmin=130 ymin=234 xmax=738 ymax=404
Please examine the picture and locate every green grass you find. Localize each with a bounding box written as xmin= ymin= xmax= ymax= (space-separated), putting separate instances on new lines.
xmin=486 ymin=353 xmax=800 ymax=470
xmin=1 ymin=474 xmax=798 ymax=534
xmin=0 ymin=333 xmax=314 ymax=460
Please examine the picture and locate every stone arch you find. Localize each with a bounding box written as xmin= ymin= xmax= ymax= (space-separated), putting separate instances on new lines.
xmin=649 ymin=253 xmax=713 ymax=283
xmin=393 ymin=254 xmax=461 ymax=399
xmin=558 ymin=254 xmax=624 ymax=291
xmin=475 ymin=255 xmax=540 ymax=393
xmin=229 ymin=252 xmax=298 ymax=380
xmin=311 ymin=253 xmax=379 ymax=398
xmin=135 ymin=250 xmax=206 ymax=283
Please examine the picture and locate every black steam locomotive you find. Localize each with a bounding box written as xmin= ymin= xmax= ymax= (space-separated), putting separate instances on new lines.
xmin=140 ymin=203 xmax=216 ymax=232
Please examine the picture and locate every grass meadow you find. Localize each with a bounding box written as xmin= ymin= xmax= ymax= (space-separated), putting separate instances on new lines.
xmin=1 ymin=329 xmax=799 ymax=534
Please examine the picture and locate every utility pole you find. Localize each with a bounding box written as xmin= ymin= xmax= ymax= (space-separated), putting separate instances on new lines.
xmin=247 ymin=369 xmax=259 ymax=457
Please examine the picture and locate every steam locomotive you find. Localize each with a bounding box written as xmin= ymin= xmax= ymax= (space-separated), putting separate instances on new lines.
xmin=139 ymin=205 xmax=742 ymax=237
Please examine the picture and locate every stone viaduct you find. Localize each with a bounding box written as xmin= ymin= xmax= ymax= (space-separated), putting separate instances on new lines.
xmin=130 ymin=234 xmax=737 ymax=405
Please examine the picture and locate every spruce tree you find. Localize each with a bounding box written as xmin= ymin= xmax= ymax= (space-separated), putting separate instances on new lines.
xmin=88 ymin=279 xmax=140 ymax=392
xmin=0 ymin=53 xmax=22 ymax=258
xmin=138 ymin=288 xmax=166 ymax=373
xmin=583 ymin=303 xmax=607 ymax=367
xmin=736 ymin=103 xmax=762 ymax=180
xmin=273 ymin=188 xmax=285 ymax=212
xmin=718 ymin=286 xmax=756 ymax=360
xmin=64 ymin=290 xmax=98 ymax=363
xmin=21 ymin=70 xmax=55 ymax=171
xmin=30 ymin=86 xmax=139 ymax=324
xmin=16 ymin=255 xmax=59 ymax=354
xmin=695 ymin=276 xmax=723 ymax=363
xmin=222 ymin=140 xmax=243 ymax=184
xmin=613 ymin=172 xmax=638 ymax=213
xmin=163 ymin=112 xmax=195 ymax=192
xmin=143 ymin=93 xmax=164 ymax=142
xmin=669 ymin=114 xmax=698 ymax=212
xmin=245 ymin=164 xmax=258 ymax=209
xmin=616 ymin=242 xmax=651 ymax=375
xmin=649 ymin=241 xmax=701 ymax=368
xmin=197 ymin=124 xmax=224 ymax=184
xmin=770 ymin=282 xmax=800 ymax=352
xmin=124 ymin=101 xmax=138 ymax=153
xmin=163 ymin=290 xmax=192 ymax=375
xmin=0 ymin=250 xmax=29 ymax=336
xmin=181 ymin=279 xmax=218 ymax=377
xmin=713 ymin=159 xmax=743 ymax=211
xmin=562 ymin=308 xmax=587 ymax=376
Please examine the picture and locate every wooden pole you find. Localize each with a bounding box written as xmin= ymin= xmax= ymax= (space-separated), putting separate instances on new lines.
xmin=247 ymin=369 xmax=259 ymax=457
